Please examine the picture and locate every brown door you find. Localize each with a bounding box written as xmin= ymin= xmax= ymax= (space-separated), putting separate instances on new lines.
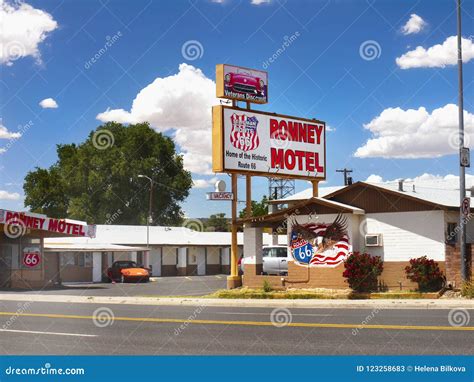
xmin=44 ymin=252 xmax=59 ymax=284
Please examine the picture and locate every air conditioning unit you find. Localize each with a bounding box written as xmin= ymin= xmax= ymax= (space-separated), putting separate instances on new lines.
xmin=365 ymin=234 xmax=383 ymax=247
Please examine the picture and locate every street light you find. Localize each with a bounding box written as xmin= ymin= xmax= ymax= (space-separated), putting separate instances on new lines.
xmin=138 ymin=174 xmax=154 ymax=249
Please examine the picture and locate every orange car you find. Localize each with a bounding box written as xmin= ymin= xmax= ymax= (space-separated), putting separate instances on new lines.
xmin=105 ymin=261 xmax=150 ymax=283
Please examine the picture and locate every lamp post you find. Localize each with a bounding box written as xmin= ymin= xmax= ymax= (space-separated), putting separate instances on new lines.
xmin=138 ymin=174 xmax=153 ymax=249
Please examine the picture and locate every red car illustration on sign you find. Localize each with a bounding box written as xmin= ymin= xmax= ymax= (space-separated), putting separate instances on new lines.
xmin=224 ymin=70 xmax=266 ymax=100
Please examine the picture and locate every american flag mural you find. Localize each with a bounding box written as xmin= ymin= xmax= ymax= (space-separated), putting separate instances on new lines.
xmin=229 ymin=113 xmax=260 ymax=152
xmin=290 ymin=215 xmax=351 ymax=267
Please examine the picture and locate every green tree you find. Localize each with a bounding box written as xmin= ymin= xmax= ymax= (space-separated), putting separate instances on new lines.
xmin=205 ymin=213 xmax=230 ymax=232
xmin=24 ymin=122 xmax=192 ymax=225
xmin=239 ymin=195 xmax=269 ymax=218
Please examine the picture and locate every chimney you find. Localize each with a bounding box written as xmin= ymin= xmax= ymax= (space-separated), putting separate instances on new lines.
xmin=412 ymin=184 xmax=416 ymax=192
xmin=347 ymin=176 xmax=353 ymax=185
xmin=398 ymin=179 xmax=404 ymax=192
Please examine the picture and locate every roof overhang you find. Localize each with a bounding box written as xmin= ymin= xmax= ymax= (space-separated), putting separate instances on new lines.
xmin=44 ymin=242 xmax=149 ymax=252
xmin=238 ymin=197 xmax=364 ymax=228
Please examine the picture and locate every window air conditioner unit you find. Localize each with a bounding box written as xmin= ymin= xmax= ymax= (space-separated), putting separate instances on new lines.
xmin=365 ymin=234 xmax=383 ymax=247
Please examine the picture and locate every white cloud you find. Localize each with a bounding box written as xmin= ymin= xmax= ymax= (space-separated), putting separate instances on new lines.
xmin=0 ymin=0 xmax=58 ymax=66
xmin=365 ymin=174 xmax=383 ymax=183
xmin=355 ymin=103 xmax=474 ymax=158
xmin=326 ymin=125 xmax=336 ymax=132
xmin=396 ymin=36 xmax=474 ymax=69
xmin=401 ymin=14 xmax=426 ymax=35
xmin=39 ymin=97 xmax=58 ymax=109
xmin=193 ymin=177 xmax=218 ymax=189
xmin=0 ymin=122 xmax=21 ymax=139
xmin=0 ymin=190 xmax=20 ymax=200
xmin=251 ymin=0 xmax=271 ymax=4
xmin=97 ymin=63 xmax=219 ymax=174
xmin=0 ymin=148 xmax=6 ymax=154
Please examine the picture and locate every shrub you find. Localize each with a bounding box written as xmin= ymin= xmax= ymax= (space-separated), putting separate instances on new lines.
xmin=404 ymin=256 xmax=445 ymax=292
xmin=262 ymin=279 xmax=273 ymax=293
xmin=343 ymin=252 xmax=383 ymax=292
xmin=461 ymin=282 xmax=474 ymax=298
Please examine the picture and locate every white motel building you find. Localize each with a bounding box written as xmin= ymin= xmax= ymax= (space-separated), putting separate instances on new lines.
xmin=0 ymin=176 xmax=472 ymax=289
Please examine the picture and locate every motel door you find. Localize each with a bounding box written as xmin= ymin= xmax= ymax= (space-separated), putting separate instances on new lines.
xmin=0 ymin=244 xmax=13 ymax=288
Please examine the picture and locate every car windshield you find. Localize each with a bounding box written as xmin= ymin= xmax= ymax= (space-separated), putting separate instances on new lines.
xmin=115 ymin=261 xmax=137 ymax=268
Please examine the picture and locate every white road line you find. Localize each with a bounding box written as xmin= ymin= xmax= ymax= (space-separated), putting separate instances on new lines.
xmin=0 ymin=329 xmax=97 ymax=337
xmin=213 ymin=312 xmax=333 ymax=317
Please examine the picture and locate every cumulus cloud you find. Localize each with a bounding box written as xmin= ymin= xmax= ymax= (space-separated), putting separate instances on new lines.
xmin=0 ymin=122 xmax=21 ymax=139
xmin=396 ymin=36 xmax=474 ymax=69
xmin=251 ymin=0 xmax=271 ymax=4
xmin=97 ymin=63 xmax=219 ymax=174
xmin=0 ymin=0 xmax=58 ymax=66
xmin=355 ymin=103 xmax=474 ymax=158
xmin=365 ymin=173 xmax=474 ymax=189
xmin=0 ymin=190 xmax=20 ymax=200
xmin=39 ymin=97 xmax=58 ymax=109
xmin=365 ymin=174 xmax=383 ymax=183
xmin=401 ymin=14 xmax=426 ymax=35
xmin=193 ymin=177 xmax=218 ymax=189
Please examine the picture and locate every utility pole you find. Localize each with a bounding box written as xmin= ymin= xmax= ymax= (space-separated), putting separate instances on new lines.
xmin=138 ymin=174 xmax=154 ymax=249
xmin=336 ymin=168 xmax=353 ymax=186
xmin=457 ymin=0 xmax=468 ymax=282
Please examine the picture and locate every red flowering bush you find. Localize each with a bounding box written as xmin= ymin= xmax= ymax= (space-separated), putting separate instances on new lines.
xmin=405 ymin=256 xmax=445 ymax=292
xmin=343 ymin=252 xmax=383 ymax=292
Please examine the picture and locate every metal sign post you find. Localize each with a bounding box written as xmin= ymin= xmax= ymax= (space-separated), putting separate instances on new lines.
xmin=457 ymin=0 xmax=468 ymax=283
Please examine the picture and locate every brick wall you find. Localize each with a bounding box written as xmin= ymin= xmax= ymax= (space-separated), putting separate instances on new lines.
xmin=242 ymin=260 xmax=442 ymax=291
xmin=445 ymin=243 xmax=473 ymax=287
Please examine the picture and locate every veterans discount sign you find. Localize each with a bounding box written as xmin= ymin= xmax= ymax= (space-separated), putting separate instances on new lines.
xmin=212 ymin=106 xmax=326 ymax=180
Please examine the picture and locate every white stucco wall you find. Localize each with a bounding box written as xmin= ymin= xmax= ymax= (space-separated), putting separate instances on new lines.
xmin=362 ymin=210 xmax=446 ymax=261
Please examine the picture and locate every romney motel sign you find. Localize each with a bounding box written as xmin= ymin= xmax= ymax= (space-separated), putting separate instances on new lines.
xmin=212 ymin=106 xmax=326 ymax=180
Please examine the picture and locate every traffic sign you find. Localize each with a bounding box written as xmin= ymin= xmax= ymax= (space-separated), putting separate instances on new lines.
xmin=461 ymin=197 xmax=470 ymax=218
xmin=461 ymin=147 xmax=470 ymax=167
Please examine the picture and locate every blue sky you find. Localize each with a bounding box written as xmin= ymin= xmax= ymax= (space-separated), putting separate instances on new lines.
xmin=1 ymin=0 xmax=473 ymax=219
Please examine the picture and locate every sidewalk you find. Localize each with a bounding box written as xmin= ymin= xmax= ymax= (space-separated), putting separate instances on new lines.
xmin=0 ymin=293 xmax=473 ymax=309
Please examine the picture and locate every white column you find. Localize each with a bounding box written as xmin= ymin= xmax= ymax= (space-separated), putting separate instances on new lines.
xmin=243 ymin=226 xmax=263 ymax=265
xmin=177 ymin=247 xmax=187 ymax=268
xmin=92 ymin=252 xmax=102 ymax=282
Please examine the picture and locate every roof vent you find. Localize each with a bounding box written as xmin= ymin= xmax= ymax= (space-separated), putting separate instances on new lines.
xmin=412 ymin=184 xmax=416 ymax=192
xmin=398 ymin=179 xmax=404 ymax=192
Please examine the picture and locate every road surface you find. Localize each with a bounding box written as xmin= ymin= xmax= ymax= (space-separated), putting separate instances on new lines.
xmin=0 ymin=300 xmax=472 ymax=355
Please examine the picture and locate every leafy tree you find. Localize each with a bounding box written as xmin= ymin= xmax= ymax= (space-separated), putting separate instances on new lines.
xmin=239 ymin=195 xmax=269 ymax=218
xmin=24 ymin=122 xmax=192 ymax=225
xmin=205 ymin=213 xmax=230 ymax=232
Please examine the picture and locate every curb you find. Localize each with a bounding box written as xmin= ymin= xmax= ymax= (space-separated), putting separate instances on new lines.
xmin=0 ymin=294 xmax=473 ymax=309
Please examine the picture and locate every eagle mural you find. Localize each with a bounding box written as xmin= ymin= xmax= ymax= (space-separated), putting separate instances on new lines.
xmin=290 ymin=214 xmax=351 ymax=267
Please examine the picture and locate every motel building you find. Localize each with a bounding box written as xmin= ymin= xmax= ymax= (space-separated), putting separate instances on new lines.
xmin=0 ymin=212 xmax=284 ymax=286
xmin=239 ymin=178 xmax=473 ymax=291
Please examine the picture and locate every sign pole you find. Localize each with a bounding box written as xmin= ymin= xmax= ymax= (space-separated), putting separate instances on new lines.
xmin=227 ymin=173 xmax=241 ymax=288
xmin=457 ymin=0 xmax=468 ymax=283
xmin=246 ymin=175 xmax=252 ymax=217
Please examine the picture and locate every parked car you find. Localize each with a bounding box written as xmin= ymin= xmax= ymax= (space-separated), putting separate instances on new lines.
xmin=224 ymin=70 xmax=265 ymax=97
xmin=240 ymin=245 xmax=289 ymax=276
xmin=105 ymin=261 xmax=150 ymax=283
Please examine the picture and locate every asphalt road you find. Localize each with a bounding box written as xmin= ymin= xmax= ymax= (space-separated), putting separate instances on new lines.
xmin=0 ymin=300 xmax=472 ymax=355
xmin=0 ymin=275 xmax=226 ymax=297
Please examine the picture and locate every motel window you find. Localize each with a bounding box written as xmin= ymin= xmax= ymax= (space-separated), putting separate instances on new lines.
xmin=60 ymin=253 xmax=93 ymax=267
xmin=446 ymin=223 xmax=458 ymax=244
